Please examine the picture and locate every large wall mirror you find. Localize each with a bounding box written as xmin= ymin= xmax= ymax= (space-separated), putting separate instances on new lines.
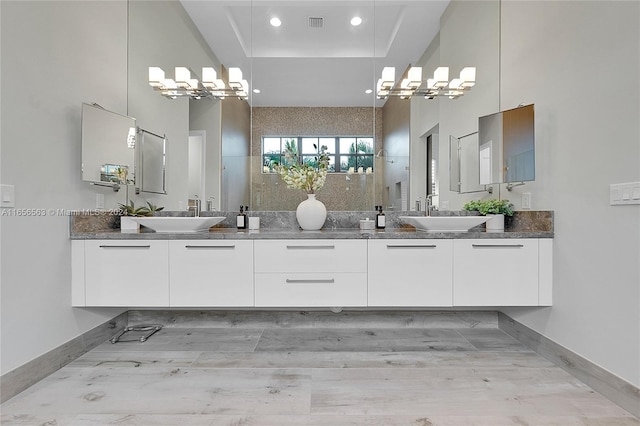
xmin=126 ymin=0 xmax=499 ymax=211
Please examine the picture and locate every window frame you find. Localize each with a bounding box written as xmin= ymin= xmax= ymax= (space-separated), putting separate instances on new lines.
xmin=262 ymin=136 xmax=374 ymax=173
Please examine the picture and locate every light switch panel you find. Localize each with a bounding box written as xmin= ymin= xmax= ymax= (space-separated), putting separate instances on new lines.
xmin=1 ymin=184 xmax=15 ymax=208
xmin=610 ymin=182 xmax=640 ymax=205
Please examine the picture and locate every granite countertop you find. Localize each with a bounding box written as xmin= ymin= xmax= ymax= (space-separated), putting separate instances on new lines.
xmin=69 ymin=210 xmax=554 ymax=240
xmin=70 ymin=227 xmax=553 ymax=240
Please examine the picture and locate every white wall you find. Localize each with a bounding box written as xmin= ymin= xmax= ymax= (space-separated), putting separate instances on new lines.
xmin=0 ymin=0 xmax=128 ymax=375
xmin=0 ymin=0 xmax=224 ymax=376
xmin=499 ymin=0 xmax=640 ymax=387
xmin=410 ymin=0 xmax=639 ymax=389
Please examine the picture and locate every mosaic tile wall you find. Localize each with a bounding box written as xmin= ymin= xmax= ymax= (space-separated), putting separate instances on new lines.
xmin=250 ymin=107 xmax=384 ymax=211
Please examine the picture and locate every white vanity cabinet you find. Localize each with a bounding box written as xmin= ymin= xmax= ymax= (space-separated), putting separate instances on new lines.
xmin=253 ymin=239 xmax=368 ymax=307
xmin=453 ymin=239 xmax=546 ymax=306
xmin=168 ymin=240 xmax=253 ymax=307
xmin=368 ymin=239 xmax=453 ymax=306
xmin=81 ymin=240 xmax=169 ymax=306
xmin=71 ymin=234 xmax=552 ymax=308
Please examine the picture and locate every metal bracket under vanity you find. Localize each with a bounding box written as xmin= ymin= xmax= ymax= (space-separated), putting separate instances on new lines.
xmin=110 ymin=324 xmax=163 ymax=343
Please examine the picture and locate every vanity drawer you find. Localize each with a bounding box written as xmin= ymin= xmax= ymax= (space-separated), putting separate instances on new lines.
xmin=255 ymin=272 xmax=367 ymax=307
xmin=254 ymin=239 xmax=367 ymax=273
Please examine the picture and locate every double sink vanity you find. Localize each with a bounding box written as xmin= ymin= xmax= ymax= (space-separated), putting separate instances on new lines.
xmin=70 ymin=211 xmax=553 ymax=309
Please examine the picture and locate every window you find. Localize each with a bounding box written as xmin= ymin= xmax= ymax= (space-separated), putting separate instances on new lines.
xmin=262 ymin=136 xmax=374 ymax=173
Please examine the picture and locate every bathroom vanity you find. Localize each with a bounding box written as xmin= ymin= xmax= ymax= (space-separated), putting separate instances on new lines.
xmin=70 ymin=213 xmax=553 ymax=309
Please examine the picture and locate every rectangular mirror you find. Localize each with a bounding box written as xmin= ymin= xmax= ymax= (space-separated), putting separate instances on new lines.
xmin=81 ymin=103 xmax=136 ymax=187
xmin=479 ymin=104 xmax=535 ymax=184
xmin=138 ymin=129 xmax=167 ymax=194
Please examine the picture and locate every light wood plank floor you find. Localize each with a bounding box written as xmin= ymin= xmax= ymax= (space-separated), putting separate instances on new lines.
xmin=1 ymin=327 xmax=638 ymax=425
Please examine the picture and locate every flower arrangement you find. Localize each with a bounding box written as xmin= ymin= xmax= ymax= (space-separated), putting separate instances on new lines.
xmin=274 ymin=144 xmax=330 ymax=194
xmin=463 ymin=199 xmax=514 ymax=216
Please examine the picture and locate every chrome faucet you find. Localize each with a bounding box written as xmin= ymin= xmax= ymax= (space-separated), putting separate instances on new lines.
xmin=425 ymin=194 xmax=437 ymax=216
xmin=188 ymin=197 xmax=201 ymax=217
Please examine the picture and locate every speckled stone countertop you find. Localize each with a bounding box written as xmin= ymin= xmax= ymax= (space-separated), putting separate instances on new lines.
xmin=70 ymin=210 xmax=553 ymax=240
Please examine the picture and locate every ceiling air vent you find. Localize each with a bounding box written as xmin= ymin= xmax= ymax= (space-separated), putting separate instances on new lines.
xmin=308 ymin=17 xmax=324 ymax=29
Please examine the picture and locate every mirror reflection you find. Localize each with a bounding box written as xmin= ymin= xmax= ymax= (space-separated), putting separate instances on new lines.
xmin=479 ymin=104 xmax=535 ymax=184
xmin=81 ymin=103 xmax=136 ymax=189
xmin=126 ymin=0 xmax=499 ymax=211
xmin=138 ymin=129 xmax=167 ymax=194
xmin=449 ymin=133 xmax=484 ymax=194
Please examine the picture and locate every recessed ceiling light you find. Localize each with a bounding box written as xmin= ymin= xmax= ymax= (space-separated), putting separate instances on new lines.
xmin=350 ymin=16 xmax=362 ymax=26
xmin=365 ymin=89 xmax=373 ymax=94
xmin=270 ymin=17 xmax=282 ymax=27
xmin=253 ymin=89 xmax=261 ymax=94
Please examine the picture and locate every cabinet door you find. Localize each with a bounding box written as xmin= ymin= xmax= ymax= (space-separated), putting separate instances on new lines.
xmin=368 ymin=239 xmax=453 ymax=307
xmin=453 ymin=239 xmax=539 ymax=306
xmin=84 ymin=240 xmax=169 ymax=306
xmin=169 ymin=240 xmax=253 ymax=307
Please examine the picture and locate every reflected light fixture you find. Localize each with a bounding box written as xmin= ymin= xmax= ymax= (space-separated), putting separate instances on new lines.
xmin=270 ymin=17 xmax=282 ymax=27
xmin=148 ymin=66 xmax=249 ymax=100
xmin=376 ymin=66 xmax=476 ymax=100
xmin=127 ymin=127 xmax=136 ymax=149
xmin=351 ymin=16 xmax=362 ymax=26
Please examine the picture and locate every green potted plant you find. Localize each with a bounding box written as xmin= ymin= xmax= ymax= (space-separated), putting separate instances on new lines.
xmin=118 ymin=201 xmax=164 ymax=232
xmin=463 ymin=199 xmax=514 ymax=232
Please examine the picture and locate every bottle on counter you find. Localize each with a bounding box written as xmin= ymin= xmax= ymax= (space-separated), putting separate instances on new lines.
xmin=375 ymin=205 xmax=386 ymax=229
xmin=237 ymin=205 xmax=248 ymax=229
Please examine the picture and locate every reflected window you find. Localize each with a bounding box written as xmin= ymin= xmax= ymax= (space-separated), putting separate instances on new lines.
xmin=262 ymin=136 xmax=374 ymax=173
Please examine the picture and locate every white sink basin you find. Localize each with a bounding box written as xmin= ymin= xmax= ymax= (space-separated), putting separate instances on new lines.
xmin=399 ymin=216 xmax=489 ymax=232
xmin=130 ymin=216 xmax=225 ymax=233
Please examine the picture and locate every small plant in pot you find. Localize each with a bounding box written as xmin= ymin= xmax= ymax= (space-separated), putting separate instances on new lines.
xmin=118 ymin=200 xmax=164 ymax=217
xmin=463 ymin=199 xmax=514 ymax=232
xmin=118 ymin=201 xmax=164 ymax=232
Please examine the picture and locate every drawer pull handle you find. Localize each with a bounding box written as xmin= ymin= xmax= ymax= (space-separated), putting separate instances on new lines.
xmin=285 ymin=278 xmax=335 ymax=284
xmin=286 ymin=245 xmax=335 ymax=250
xmin=471 ymin=244 xmax=524 ymax=249
xmin=184 ymin=245 xmax=235 ymax=249
xmin=99 ymin=245 xmax=151 ymax=249
xmin=387 ymin=244 xmax=437 ymax=249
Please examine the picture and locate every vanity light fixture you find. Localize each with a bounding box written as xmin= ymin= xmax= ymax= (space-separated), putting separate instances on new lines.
xmin=148 ymin=66 xmax=250 ymax=100
xmin=376 ymin=66 xmax=476 ymax=100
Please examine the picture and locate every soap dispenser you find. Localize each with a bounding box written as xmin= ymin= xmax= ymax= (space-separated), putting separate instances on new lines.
xmin=237 ymin=205 xmax=248 ymax=229
xmin=375 ymin=205 xmax=386 ymax=229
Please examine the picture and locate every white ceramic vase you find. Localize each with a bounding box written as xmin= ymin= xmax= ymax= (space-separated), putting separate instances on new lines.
xmin=485 ymin=214 xmax=505 ymax=232
xmin=296 ymin=194 xmax=327 ymax=231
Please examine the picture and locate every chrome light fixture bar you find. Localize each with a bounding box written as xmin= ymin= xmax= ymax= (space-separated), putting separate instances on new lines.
xmin=376 ymin=66 xmax=476 ymax=100
xmin=148 ymin=67 xmax=249 ymax=100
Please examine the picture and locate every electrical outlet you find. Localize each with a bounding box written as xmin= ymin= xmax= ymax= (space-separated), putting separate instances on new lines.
xmin=522 ymin=192 xmax=531 ymax=209
xmin=96 ymin=193 xmax=105 ymax=209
